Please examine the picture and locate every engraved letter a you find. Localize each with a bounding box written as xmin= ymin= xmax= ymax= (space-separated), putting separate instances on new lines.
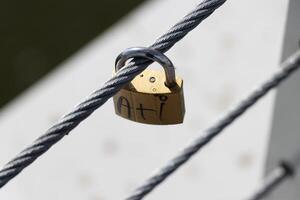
xmin=117 ymin=96 xmax=131 ymax=118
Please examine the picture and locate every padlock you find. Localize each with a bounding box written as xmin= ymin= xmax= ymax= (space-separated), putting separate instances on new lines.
xmin=113 ymin=47 xmax=185 ymax=125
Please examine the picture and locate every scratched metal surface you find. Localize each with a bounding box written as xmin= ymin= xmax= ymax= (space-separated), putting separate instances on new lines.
xmin=0 ymin=0 xmax=288 ymax=199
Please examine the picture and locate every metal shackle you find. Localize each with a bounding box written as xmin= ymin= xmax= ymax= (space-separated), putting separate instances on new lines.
xmin=115 ymin=47 xmax=177 ymax=88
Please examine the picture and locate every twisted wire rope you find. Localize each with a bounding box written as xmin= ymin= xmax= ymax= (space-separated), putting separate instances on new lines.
xmin=246 ymin=162 xmax=294 ymax=200
xmin=125 ymin=50 xmax=300 ymax=200
xmin=0 ymin=0 xmax=226 ymax=188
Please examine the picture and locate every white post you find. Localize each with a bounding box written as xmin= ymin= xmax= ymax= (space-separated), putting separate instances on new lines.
xmin=265 ymin=0 xmax=300 ymax=199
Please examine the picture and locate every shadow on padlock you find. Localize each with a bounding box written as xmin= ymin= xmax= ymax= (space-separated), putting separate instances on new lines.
xmin=113 ymin=47 xmax=185 ymax=125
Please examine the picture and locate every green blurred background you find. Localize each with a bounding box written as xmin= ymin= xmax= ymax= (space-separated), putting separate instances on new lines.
xmin=0 ymin=0 xmax=145 ymax=108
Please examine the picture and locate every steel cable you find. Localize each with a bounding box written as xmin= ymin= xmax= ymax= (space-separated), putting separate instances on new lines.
xmin=0 ymin=0 xmax=226 ymax=188
xmin=125 ymin=50 xmax=300 ymax=200
xmin=246 ymin=162 xmax=294 ymax=200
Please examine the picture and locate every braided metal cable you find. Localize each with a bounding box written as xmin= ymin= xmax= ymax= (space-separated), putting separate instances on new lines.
xmin=125 ymin=51 xmax=300 ymax=200
xmin=0 ymin=0 xmax=226 ymax=188
xmin=246 ymin=162 xmax=294 ymax=200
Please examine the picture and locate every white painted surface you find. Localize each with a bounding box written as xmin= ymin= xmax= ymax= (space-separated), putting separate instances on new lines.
xmin=265 ymin=0 xmax=300 ymax=199
xmin=0 ymin=0 xmax=289 ymax=199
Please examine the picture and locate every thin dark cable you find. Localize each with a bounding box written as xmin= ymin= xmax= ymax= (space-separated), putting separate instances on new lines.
xmin=246 ymin=162 xmax=294 ymax=200
xmin=0 ymin=0 xmax=226 ymax=188
xmin=125 ymin=51 xmax=300 ymax=200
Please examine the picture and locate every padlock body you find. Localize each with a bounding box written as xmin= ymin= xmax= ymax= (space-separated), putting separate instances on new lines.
xmin=113 ymin=69 xmax=185 ymax=125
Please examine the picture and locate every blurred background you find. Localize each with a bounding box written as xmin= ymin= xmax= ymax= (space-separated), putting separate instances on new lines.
xmin=0 ymin=0 xmax=295 ymax=200
xmin=0 ymin=0 xmax=145 ymax=108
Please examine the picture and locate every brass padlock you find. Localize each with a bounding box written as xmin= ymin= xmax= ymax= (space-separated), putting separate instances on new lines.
xmin=113 ymin=47 xmax=185 ymax=125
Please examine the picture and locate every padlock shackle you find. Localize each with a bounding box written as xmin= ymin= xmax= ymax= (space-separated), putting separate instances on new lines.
xmin=115 ymin=47 xmax=177 ymax=88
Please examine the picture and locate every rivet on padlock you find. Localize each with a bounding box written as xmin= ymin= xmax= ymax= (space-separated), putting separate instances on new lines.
xmin=113 ymin=47 xmax=185 ymax=125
